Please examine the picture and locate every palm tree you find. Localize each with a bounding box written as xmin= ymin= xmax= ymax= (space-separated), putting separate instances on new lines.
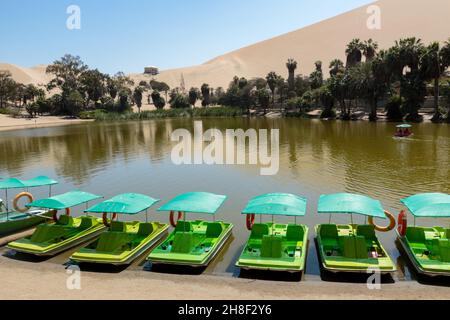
xmin=266 ymin=72 xmax=280 ymax=106
xmin=188 ymin=87 xmax=199 ymax=108
xmin=329 ymin=59 xmax=345 ymax=77
xmin=286 ymin=58 xmax=298 ymax=92
xmin=345 ymin=39 xmax=364 ymax=68
xmin=362 ymin=39 xmax=379 ymax=61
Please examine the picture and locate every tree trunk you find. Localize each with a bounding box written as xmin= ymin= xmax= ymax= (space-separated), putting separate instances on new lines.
xmin=369 ymin=98 xmax=378 ymax=122
xmin=432 ymin=77 xmax=441 ymax=122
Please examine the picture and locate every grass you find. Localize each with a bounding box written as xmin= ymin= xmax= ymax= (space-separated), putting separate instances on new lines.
xmin=80 ymin=107 xmax=245 ymax=121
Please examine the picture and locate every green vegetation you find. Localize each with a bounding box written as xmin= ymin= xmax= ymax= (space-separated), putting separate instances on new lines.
xmin=1 ymin=37 xmax=449 ymax=123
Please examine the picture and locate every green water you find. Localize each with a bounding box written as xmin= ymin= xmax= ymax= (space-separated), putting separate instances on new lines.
xmin=0 ymin=118 xmax=449 ymax=277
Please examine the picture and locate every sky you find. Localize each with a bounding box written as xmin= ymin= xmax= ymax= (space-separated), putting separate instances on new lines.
xmin=0 ymin=0 xmax=374 ymax=74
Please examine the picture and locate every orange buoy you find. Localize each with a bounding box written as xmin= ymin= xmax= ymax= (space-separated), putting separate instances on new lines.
xmin=13 ymin=192 xmax=34 ymax=213
xmin=102 ymin=212 xmax=118 ymax=227
xmin=170 ymin=211 xmax=183 ymax=228
xmin=53 ymin=208 xmax=71 ymax=222
xmin=246 ymin=214 xmax=256 ymax=231
xmin=397 ymin=210 xmax=408 ymax=236
xmin=368 ymin=210 xmax=396 ymax=233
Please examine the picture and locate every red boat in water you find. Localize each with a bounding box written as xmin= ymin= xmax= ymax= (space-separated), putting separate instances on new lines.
xmin=395 ymin=124 xmax=413 ymax=138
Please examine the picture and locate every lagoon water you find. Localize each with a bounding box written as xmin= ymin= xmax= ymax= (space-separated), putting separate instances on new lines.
xmin=1 ymin=118 xmax=449 ymax=278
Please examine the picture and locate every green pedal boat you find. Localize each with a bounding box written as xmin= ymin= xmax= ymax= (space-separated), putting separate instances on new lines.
xmin=71 ymin=193 xmax=169 ymax=265
xmin=397 ymin=193 xmax=450 ymax=277
xmin=7 ymin=191 xmax=105 ymax=256
xmin=316 ymin=193 xmax=397 ymax=274
xmin=0 ymin=176 xmax=58 ymax=237
xmin=148 ymin=192 xmax=233 ymax=267
xmin=236 ymin=193 xmax=309 ymax=273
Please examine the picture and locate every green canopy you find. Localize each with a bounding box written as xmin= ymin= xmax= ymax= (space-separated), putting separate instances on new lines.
xmin=85 ymin=193 xmax=160 ymax=215
xmin=401 ymin=193 xmax=450 ymax=218
xmin=26 ymin=191 xmax=102 ymax=210
xmin=397 ymin=124 xmax=412 ymax=129
xmin=0 ymin=176 xmax=58 ymax=190
xmin=158 ymin=192 xmax=227 ymax=215
xmin=318 ymin=193 xmax=386 ymax=219
xmin=242 ymin=193 xmax=307 ymax=217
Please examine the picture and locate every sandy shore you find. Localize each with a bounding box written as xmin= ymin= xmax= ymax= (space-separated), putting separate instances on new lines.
xmin=0 ymin=253 xmax=449 ymax=300
xmin=0 ymin=114 xmax=93 ymax=132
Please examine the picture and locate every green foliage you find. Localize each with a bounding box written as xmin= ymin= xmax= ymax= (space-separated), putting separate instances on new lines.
xmin=188 ymin=87 xmax=199 ymax=107
xmin=151 ymin=91 xmax=166 ymax=110
xmin=169 ymin=92 xmax=190 ymax=109
xmin=385 ymin=95 xmax=404 ymax=121
xmin=201 ymin=83 xmax=210 ymax=107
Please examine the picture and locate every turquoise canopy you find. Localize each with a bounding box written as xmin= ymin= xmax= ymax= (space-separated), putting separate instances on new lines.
xmin=0 ymin=176 xmax=58 ymax=190
xmin=26 ymin=191 xmax=102 ymax=210
xmin=242 ymin=193 xmax=307 ymax=217
xmin=158 ymin=192 xmax=227 ymax=215
xmin=401 ymin=193 xmax=450 ymax=218
xmin=85 ymin=193 xmax=160 ymax=215
xmin=397 ymin=124 xmax=412 ymax=129
xmin=318 ymin=193 xmax=386 ymax=219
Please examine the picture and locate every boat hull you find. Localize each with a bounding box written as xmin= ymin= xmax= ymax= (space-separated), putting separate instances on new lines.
xmin=0 ymin=211 xmax=52 ymax=237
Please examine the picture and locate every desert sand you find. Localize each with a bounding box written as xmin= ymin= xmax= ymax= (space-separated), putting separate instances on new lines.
xmin=2 ymin=0 xmax=448 ymax=91
xmin=0 ymin=114 xmax=92 ymax=132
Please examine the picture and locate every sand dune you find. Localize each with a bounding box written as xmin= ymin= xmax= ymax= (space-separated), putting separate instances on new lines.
xmin=1 ymin=0 xmax=449 ymax=90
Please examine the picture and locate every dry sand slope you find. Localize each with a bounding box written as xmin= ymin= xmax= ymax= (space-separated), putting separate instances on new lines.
xmin=2 ymin=0 xmax=449 ymax=90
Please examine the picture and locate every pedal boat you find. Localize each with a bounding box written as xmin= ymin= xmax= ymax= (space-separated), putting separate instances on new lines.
xmin=316 ymin=193 xmax=397 ymax=274
xmin=70 ymin=193 xmax=169 ymax=265
xmin=236 ymin=193 xmax=309 ymax=273
xmin=148 ymin=192 xmax=233 ymax=267
xmin=0 ymin=176 xmax=58 ymax=237
xmin=396 ymin=193 xmax=450 ymax=277
xmin=7 ymin=191 xmax=105 ymax=256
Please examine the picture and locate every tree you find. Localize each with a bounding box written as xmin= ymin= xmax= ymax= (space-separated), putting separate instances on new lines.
xmin=0 ymin=71 xmax=16 ymax=108
xmin=286 ymin=58 xmax=298 ymax=93
xmin=151 ymin=91 xmax=166 ymax=110
xmin=319 ymin=86 xmax=335 ymax=118
xmin=188 ymin=87 xmax=200 ymax=108
xmin=277 ymin=77 xmax=288 ymax=107
xmin=329 ymin=59 xmax=345 ymax=77
xmin=133 ymin=86 xmax=144 ymax=113
xmin=150 ymin=80 xmax=170 ymax=101
xmin=257 ymin=89 xmax=270 ymax=113
xmin=169 ymin=92 xmax=190 ymax=109
xmin=345 ymin=39 xmax=364 ymax=68
xmin=46 ymin=54 xmax=88 ymax=94
xmin=266 ymin=72 xmax=281 ymax=106
xmin=66 ymin=90 xmax=84 ymax=115
xmin=201 ymin=83 xmax=210 ymax=107
xmin=362 ymin=39 xmax=379 ymax=61
xmin=80 ymin=69 xmax=107 ymax=107
xmin=309 ymin=61 xmax=323 ymax=89
xmin=118 ymin=88 xmax=132 ymax=113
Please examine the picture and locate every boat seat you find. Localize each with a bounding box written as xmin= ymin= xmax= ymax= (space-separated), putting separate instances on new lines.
xmin=58 ymin=215 xmax=74 ymax=226
xmin=137 ymin=223 xmax=154 ymax=236
xmin=445 ymin=229 xmax=450 ymax=240
xmin=250 ymin=223 xmax=270 ymax=239
xmin=320 ymin=224 xmax=339 ymax=239
xmin=260 ymin=235 xmax=283 ymax=258
xmin=30 ymin=225 xmax=67 ymax=243
xmin=206 ymin=222 xmax=223 ymax=238
xmin=435 ymin=239 xmax=450 ymax=262
xmin=96 ymin=232 xmax=130 ymax=252
xmin=78 ymin=216 xmax=95 ymax=230
xmin=339 ymin=236 xmax=367 ymax=259
xmin=406 ymin=227 xmax=428 ymax=251
xmin=286 ymin=224 xmax=304 ymax=242
xmin=175 ymin=221 xmax=192 ymax=233
xmin=110 ymin=221 xmax=126 ymax=232
xmin=356 ymin=225 xmax=376 ymax=241
xmin=171 ymin=232 xmax=194 ymax=253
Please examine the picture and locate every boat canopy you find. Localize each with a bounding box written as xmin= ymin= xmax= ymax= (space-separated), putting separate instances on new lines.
xmin=85 ymin=193 xmax=160 ymax=215
xmin=158 ymin=192 xmax=227 ymax=215
xmin=0 ymin=176 xmax=58 ymax=190
xmin=318 ymin=193 xmax=386 ymax=219
xmin=401 ymin=193 xmax=450 ymax=218
xmin=396 ymin=124 xmax=412 ymax=129
xmin=242 ymin=193 xmax=307 ymax=217
xmin=26 ymin=191 xmax=102 ymax=210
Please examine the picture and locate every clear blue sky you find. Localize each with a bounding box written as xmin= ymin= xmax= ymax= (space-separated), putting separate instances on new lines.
xmin=0 ymin=0 xmax=373 ymax=74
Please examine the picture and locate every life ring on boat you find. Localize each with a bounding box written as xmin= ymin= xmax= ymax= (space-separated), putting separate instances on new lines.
xmin=246 ymin=214 xmax=256 ymax=231
xmin=53 ymin=208 xmax=71 ymax=222
xmin=102 ymin=212 xmax=118 ymax=227
xmin=397 ymin=210 xmax=408 ymax=237
xmin=368 ymin=210 xmax=396 ymax=233
xmin=13 ymin=192 xmax=34 ymax=213
xmin=170 ymin=211 xmax=183 ymax=227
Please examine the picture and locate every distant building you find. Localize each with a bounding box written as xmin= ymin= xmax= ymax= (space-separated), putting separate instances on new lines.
xmin=144 ymin=66 xmax=159 ymax=75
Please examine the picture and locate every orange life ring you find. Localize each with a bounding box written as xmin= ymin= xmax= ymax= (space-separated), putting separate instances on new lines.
xmin=246 ymin=214 xmax=256 ymax=231
xmin=53 ymin=208 xmax=71 ymax=222
xmin=13 ymin=192 xmax=34 ymax=213
xmin=368 ymin=210 xmax=396 ymax=233
xmin=102 ymin=212 xmax=118 ymax=227
xmin=170 ymin=211 xmax=183 ymax=227
xmin=397 ymin=210 xmax=408 ymax=237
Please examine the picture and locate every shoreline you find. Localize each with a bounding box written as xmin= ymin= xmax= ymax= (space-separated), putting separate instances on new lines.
xmin=1 ymin=253 xmax=450 ymax=300
xmin=0 ymin=114 xmax=93 ymax=132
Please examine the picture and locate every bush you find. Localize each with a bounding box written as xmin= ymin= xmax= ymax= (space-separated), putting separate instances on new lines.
xmin=169 ymin=93 xmax=190 ymax=109
xmin=385 ymin=95 xmax=404 ymax=122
